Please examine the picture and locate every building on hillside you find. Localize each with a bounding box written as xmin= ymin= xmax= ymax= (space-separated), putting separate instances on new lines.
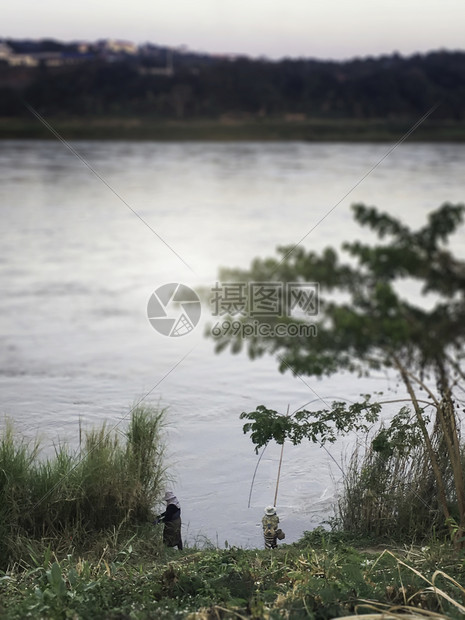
xmin=102 ymin=39 xmax=138 ymax=54
xmin=0 ymin=41 xmax=40 ymax=66
xmin=0 ymin=41 xmax=95 ymax=68
xmin=0 ymin=41 xmax=14 ymax=61
xmin=6 ymin=54 xmax=39 ymax=67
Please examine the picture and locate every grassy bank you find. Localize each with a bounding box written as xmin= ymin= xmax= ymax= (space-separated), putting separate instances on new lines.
xmin=1 ymin=117 xmax=465 ymax=141
xmin=0 ymin=406 xmax=167 ymax=570
xmin=1 ymin=529 xmax=465 ymax=619
xmin=1 ymin=417 xmax=465 ymax=618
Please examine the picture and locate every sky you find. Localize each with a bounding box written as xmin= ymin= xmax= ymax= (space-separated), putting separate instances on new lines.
xmin=2 ymin=0 xmax=464 ymax=60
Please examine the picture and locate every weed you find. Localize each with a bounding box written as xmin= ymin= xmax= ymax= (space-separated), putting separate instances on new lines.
xmin=0 ymin=404 xmax=167 ymax=569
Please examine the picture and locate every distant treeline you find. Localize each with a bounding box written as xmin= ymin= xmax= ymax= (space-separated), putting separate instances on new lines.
xmin=1 ymin=47 xmax=464 ymax=121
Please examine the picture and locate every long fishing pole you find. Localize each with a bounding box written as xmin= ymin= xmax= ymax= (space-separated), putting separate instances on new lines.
xmin=272 ymin=404 xmax=288 ymax=507
xmin=274 ymin=439 xmax=285 ymax=507
xmin=247 ymin=398 xmax=346 ymax=508
xmin=247 ymin=444 xmax=268 ymax=509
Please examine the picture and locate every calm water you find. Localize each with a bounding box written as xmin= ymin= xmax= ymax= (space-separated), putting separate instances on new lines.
xmin=1 ymin=140 xmax=464 ymax=547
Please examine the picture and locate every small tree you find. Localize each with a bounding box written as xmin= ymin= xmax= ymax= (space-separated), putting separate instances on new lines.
xmin=214 ymin=203 xmax=465 ymax=543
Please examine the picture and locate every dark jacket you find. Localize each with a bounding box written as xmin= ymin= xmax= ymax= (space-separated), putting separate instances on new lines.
xmin=157 ymin=503 xmax=181 ymax=523
xmin=157 ymin=504 xmax=182 ymax=549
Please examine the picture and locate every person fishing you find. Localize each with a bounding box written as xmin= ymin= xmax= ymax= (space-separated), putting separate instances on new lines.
xmin=155 ymin=491 xmax=183 ymax=550
xmin=262 ymin=505 xmax=285 ymax=549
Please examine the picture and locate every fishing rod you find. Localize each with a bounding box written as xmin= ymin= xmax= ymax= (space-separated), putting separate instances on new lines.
xmin=247 ymin=397 xmax=349 ymax=509
xmin=274 ymin=439 xmax=285 ymax=507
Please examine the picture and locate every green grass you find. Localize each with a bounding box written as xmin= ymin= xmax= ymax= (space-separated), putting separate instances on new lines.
xmin=2 ymin=411 xmax=465 ymax=617
xmin=336 ymin=434 xmax=460 ymax=543
xmin=2 ymin=116 xmax=465 ymax=141
xmin=1 ymin=532 xmax=465 ymax=619
xmin=0 ymin=405 xmax=167 ymax=570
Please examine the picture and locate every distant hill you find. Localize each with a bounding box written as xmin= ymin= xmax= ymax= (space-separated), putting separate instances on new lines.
xmin=0 ymin=38 xmax=464 ymax=126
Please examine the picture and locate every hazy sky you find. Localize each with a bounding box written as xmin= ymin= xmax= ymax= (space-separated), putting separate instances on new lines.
xmin=2 ymin=0 xmax=464 ymax=60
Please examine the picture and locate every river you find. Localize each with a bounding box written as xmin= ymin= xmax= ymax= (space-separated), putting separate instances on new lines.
xmin=1 ymin=140 xmax=464 ymax=547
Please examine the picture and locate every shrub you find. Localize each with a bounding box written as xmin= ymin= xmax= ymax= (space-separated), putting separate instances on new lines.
xmin=336 ymin=429 xmax=458 ymax=542
xmin=0 ymin=404 xmax=167 ymax=568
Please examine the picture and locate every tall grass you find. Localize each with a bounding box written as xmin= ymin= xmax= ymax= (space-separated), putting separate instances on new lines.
xmin=0 ymin=404 xmax=167 ymax=568
xmin=336 ymin=431 xmax=457 ymax=542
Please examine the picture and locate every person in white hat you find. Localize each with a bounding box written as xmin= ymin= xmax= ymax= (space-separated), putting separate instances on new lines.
xmin=261 ymin=505 xmax=285 ymax=549
xmin=155 ymin=491 xmax=183 ymax=550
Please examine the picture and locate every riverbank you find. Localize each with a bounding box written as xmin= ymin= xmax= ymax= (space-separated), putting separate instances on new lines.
xmin=1 ymin=528 xmax=464 ymax=619
xmin=1 ymin=117 xmax=465 ymax=141
xmin=1 ymin=410 xmax=464 ymax=618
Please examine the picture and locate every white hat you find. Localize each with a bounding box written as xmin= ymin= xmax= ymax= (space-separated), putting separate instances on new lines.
xmin=163 ymin=491 xmax=181 ymax=509
xmin=265 ymin=505 xmax=276 ymax=516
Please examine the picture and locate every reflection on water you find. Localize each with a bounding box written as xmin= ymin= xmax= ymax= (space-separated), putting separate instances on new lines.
xmin=0 ymin=140 xmax=464 ymax=547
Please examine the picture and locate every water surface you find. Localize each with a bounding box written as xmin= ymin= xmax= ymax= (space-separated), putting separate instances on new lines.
xmin=1 ymin=140 xmax=464 ymax=547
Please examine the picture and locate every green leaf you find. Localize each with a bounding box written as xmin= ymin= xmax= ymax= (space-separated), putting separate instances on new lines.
xmin=47 ymin=562 xmax=67 ymax=597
